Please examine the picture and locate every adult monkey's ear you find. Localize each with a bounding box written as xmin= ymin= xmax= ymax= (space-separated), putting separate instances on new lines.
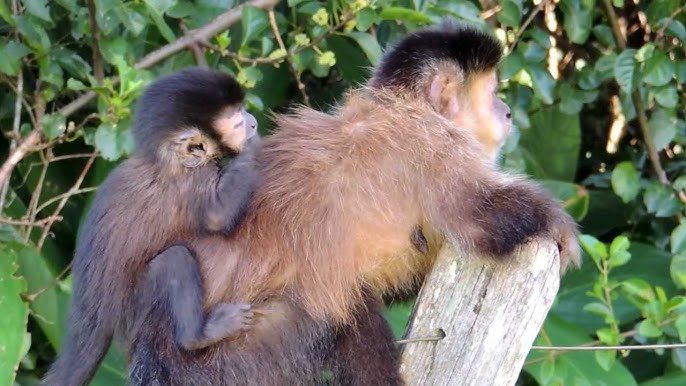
xmin=428 ymin=69 xmax=461 ymax=120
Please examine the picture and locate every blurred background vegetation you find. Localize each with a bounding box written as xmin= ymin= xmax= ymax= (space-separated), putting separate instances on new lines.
xmin=1 ymin=0 xmax=686 ymax=385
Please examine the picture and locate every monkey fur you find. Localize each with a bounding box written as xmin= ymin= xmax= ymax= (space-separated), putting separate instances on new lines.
xmin=42 ymin=68 xmax=260 ymax=386
xmin=120 ymin=22 xmax=579 ymax=385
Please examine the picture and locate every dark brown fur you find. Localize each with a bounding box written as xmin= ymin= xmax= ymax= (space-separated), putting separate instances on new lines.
xmin=42 ymin=69 xmax=260 ymax=386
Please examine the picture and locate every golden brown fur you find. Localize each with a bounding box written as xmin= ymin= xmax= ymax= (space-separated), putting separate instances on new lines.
xmin=198 ymin=87 xmax=577 ymax=326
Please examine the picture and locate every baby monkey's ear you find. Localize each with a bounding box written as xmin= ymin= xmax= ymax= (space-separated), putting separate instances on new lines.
xmin=173 ymin=129 xmax=212 ymax=168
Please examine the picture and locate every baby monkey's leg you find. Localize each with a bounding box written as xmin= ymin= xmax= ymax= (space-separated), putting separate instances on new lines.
xmin=142 ymin=245 xmax=253 ymax=351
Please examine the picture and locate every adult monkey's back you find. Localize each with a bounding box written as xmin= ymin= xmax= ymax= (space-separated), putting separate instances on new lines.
xmin=130 ymin=22 xmax=579 ymax=385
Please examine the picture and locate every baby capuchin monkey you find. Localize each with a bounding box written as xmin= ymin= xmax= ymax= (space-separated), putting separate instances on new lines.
xmin=41 ymin=68 xmax=260 ymax=386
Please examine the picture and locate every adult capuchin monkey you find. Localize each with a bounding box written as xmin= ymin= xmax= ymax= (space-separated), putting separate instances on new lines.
xmin=42 ymin=68 xmax=260 ymax=386
xmin=48 ymin=22 xmax=579 ymax=385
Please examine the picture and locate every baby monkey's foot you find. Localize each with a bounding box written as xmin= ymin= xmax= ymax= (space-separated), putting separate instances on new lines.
xmin=203 ymin=302 xmax=253 ymax=342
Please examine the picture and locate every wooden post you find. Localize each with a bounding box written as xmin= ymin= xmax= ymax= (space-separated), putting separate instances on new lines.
xmin=399 ymin=239 xmax=560 ymax=386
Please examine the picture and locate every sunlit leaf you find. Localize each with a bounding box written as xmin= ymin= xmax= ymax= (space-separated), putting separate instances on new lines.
xmin=347 ymin=32 xmax=382 ymax=65
xmin=379 ymin=7 xmax=432 ymax=24
xmin=611 ymin=161 xmax=640 ymax=203
xmin=643 ymin=51 xmax=674 ymax=86
xmin=0 ymin=244 xmax=29 ymax=386
xmin=638 ymin=319 xmax=663 ymax=338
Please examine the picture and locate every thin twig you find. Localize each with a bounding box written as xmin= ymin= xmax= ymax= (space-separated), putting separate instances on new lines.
xmin=532 ymin=342 xmax=686 ymax=351
xmin=268 ymin=10 xmax=310 ymax=106
xmin=480 ymin=5 xmax=502 ymax=20
xmin=180 ymin=20 xmax=208 ymax=67
xmin=0 ymin=65 xmax=23 ymax=209
xmin=25 ymin=150 xmax=50 ymax=241
xmin=0 ymin=215 xmax=61 ymax=227
xmin=37 ymin=152 xmax=98 ymax=249
xmin=655 ymin=6 xmax=684 ymax=41
xmin=200 ymin=41 xmax=282 ymax=65
xmin=510 ymin=0 xmax=550 ymax=51
xmin=86 ymin=0 xmax=104 ymax=83
xmin=24 ymin=262 xmax=73 ymax=302
xmin=34 ymin=187 xmax=98 ymax=215
xmin=134 ymin=0 xmax=280 ymax=70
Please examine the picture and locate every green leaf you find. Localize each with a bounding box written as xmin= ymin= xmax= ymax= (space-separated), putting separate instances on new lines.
xmin=14 ymin=15 xmax=51 ymax=53
xmin=528 ymin=64 xmax=555 ymax=104
xmin=326 ymin=35 xmax=369 ymax=84
xmin=609 ymin=235 xmax=630 ymax=256
xmin=675 ymin=315 xmax=686 ymax=343
xmin=555 ymin=243 xmax=676 ymax=333
xmin=379 ymin=7 xmax=432 ymax=24
xmin=558 ymin=83 xmax=584 ymax=114
xmin=638 ymin=319 xmax=663 ymax=338
xmin=497 ymin=0 xmax=522 ymax=27
xmin=643 ymin=183 xmax=682 ymax=217
xmin=609 ymin=251 xmax=631 ymax=268
xmin=643 ymin=51 xmax=674 ymax=86
xmin=596 ymin=327 xmax=620 ymax=345
xmin=346 ymin=32 xmax=382 ymax=65
xmin=560 ymin=0 xmax=593 ymax=44
xmin=595 ymin=350 xmax=616 ymax=371
xmin=539 ymin=180 xmax=589 ymax=221
xmin=519 ymin=107 xmax=581 ymax=181
xmin=355 ymin=8 xmax=378 ymax=31
xmin=671 ymin=252 xmax=686 ymax=289
xmin=590 ymin=237 xmax=609 ymax=263
xmin=500 ymin=52 xmax=524 ymax=80
xmin=622 ymin=278 xmax=655 ymax=302
xmin=0 ymin=244 xmax=29 ymax=386
xmin=95 ymin=123 xmax=122 ymax=161
xmin=611 ymin=161 xmax=640 ymax=203
xmin=663 ymin=19 xmax=686 ymax=40
xmin=672 ymin=221 xmax=686 ymax=254
xmin=144 ymin=0 xmax=175 ymax=13
xmin=614 ymin=49 xmax=637 ymax=92
xmin=525 ymin=315 xmax=638 ymax=385
xmin=24 ymin=0 xmax=52 ymax=22
xmin=608 ymin=235 xmax=631 ymax=267
xmin=0 ymin=41 xmax=31 ymax=76
xmin=67 ymin=78 xmax=88 ymax=91
xmin=642 ymin=372 xmax=686 ymax=386
xmin=42 ymin=113 xmax=67 ymax=140
xmin=384 ymin=299 xmax=415 ymax=339
xmin=240 ymin=6 xmax=269 ymax=47
xmin=144 ymin=1 xmax=176 ymax=43
xmin=653 ymin=84 xmax=678 ymax=108
xmin=649 ymin=109 xmax=676 ymax=149
xmin=583 ymin=302 xmax=613 ymax=318
xmin=0 ymin=0 xmax=14 ymax=25
xmin=593 ymin=25 xmax=616 ymax=48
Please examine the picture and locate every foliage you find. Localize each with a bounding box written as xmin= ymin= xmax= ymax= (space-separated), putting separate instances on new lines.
xmin=0 ymin=0 xmax=685 ymax=384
